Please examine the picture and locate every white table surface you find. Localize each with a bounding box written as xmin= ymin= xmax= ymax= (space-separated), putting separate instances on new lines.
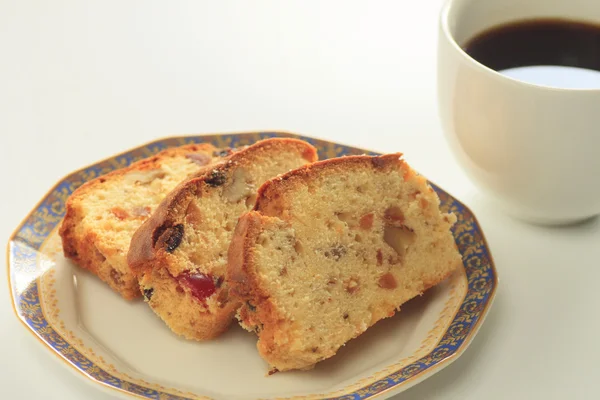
xmin=1 ymin=1 xmax=599 ymax=399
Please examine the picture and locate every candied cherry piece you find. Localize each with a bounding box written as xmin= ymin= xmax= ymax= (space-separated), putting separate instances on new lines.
xmin=179 ymin=271 xmax=216 ymax=301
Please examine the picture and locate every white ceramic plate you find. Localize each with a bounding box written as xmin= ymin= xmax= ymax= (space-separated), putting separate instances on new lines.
xmin=8 ymin=132 xmax=498 ymax=400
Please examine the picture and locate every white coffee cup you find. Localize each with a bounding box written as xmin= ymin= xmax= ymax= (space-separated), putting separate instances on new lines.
xmin=437 ymin=0 xmax=600 ymax=225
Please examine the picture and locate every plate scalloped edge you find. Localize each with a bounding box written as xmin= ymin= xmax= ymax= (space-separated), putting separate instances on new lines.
xmin=7 ymin=131 xmax=498 ymax=400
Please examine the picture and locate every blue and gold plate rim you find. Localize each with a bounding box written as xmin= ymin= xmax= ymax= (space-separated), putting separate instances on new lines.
xmin=7 ymin=131 xmax=498 ymax=400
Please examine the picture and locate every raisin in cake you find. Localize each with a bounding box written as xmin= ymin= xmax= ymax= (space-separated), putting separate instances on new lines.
xmin=127 ymin=138 xmax=318 ymax=340
xmin=227 ymin=153 xmax=462 ymax=371
xmin=60 ymin=143 xmax=231 ymax=300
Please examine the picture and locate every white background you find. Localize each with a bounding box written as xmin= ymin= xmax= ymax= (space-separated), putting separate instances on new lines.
xmin=1 ymin=1 xmax=599 ymax=399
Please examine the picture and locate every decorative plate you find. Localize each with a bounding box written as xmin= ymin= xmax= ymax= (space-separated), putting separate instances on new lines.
xmin=7 ymin=131 xmax=497 ymax=400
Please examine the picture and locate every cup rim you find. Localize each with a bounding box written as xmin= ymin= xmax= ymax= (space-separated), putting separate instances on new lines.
xmin=439 ymin=0 xmax=600 ymax=93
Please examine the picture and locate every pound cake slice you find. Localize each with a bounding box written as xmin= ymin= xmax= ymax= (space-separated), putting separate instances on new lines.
xmin=227 ymin=154 xmax=462 ymax=372
xmin=60 ymin=143 xmax=232 ymax=300
xmin=127 ymin=138 xmax=318 ymax=340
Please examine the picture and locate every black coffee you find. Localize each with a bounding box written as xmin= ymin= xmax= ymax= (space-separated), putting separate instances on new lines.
xmin=463 ymin=19 xmax=600 ymax=88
